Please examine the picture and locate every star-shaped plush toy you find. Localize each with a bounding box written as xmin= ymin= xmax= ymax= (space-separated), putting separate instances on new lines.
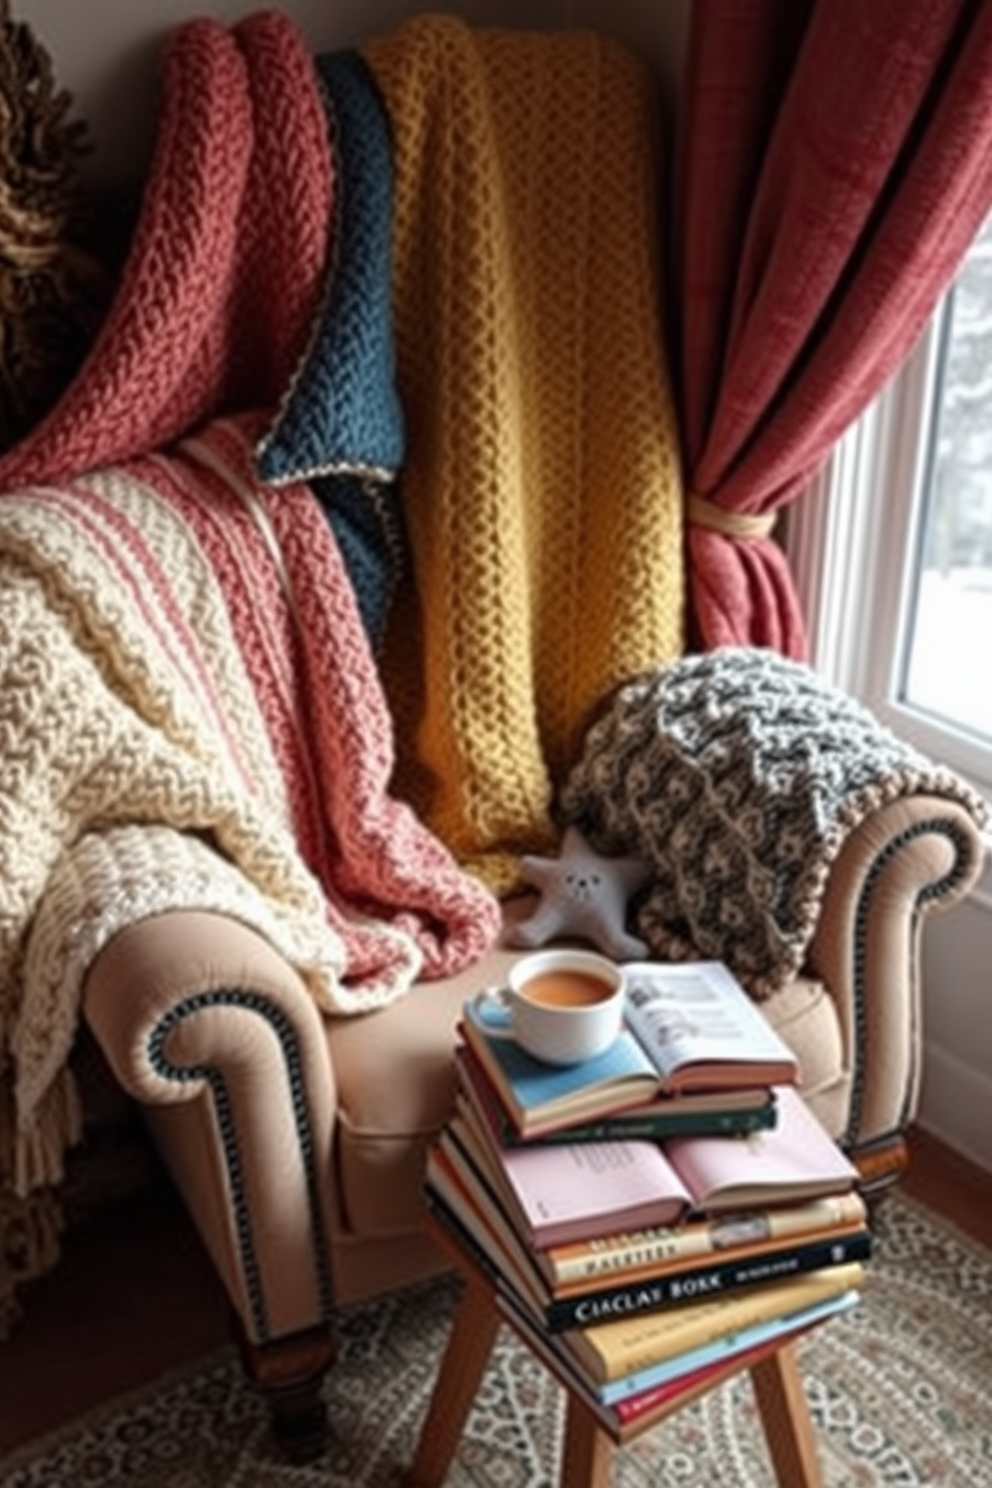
xmin=508 ymin=825 xmax=653 ymax=959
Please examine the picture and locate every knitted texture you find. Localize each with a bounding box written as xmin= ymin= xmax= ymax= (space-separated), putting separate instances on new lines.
xmin=257 ymin=46 xmax=407 ymax=651
xmin=0 ymin=420 xmax=499 ymax=1330
xmin=255 ymin=48 xmax=403 ymax=482
xmin=560 ymin=648 xmax=990 ymax=998
xmin=18 ymin=826 xmax=350 ymax=1186
xmin=362 ymin=17 xmax=685 ymax=890
xmin=0 ymin=10 xmax=333 ymax=489
xmin=0 ymin=19 xmax=405 ymax=653
xmin=309 ymin=471 xmax=406 ymax=652
xmin=176 ymin=418 xmax=500 ymax=982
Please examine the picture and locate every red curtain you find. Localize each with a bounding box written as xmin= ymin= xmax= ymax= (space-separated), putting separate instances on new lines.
xmin=675 ymin=0 xmax=992 ymax=655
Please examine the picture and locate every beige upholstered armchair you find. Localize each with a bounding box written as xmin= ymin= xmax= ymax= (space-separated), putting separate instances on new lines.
xmin=78 ymin=779 xmax=984 ymax=1459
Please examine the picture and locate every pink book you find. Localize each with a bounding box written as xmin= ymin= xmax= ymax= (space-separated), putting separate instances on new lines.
xmin=452 ymin=1111 xmax=692 ymax=1249
xmin=453 ymin=1084 xmax=856 ymax=1250
xmin=664 ymin=1085 xmax=858 ymax=1214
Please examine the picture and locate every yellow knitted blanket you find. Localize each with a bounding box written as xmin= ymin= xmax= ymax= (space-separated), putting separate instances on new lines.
xmin=363 ymin=17 xmax=685 ymax=890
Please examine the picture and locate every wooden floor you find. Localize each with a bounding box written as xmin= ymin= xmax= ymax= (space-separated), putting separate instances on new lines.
xmin=0 ymin=1176 xmax=230 ymax=1454
xmin=0 ymin=1125 xmax=989 ymax=1458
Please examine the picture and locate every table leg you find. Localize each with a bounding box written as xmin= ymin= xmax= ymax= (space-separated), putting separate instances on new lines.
xmin=750 ymin=1342 xmax=822 ymax=1488
xmin=559 ymin=1396 xmax=614 ymax=1488
xmin=406 ymin=1274 xmax=502 ymax=1488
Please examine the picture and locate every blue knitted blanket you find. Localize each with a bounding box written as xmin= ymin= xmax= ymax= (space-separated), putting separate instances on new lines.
xmin=254 ymin=49 xmax=404 ymax=651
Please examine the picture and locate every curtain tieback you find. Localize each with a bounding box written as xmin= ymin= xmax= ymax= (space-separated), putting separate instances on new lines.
xmin=688 ymin=493 xmax=777 ymax=540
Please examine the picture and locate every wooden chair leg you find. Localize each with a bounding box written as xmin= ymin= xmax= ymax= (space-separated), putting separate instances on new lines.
xmin=406 ymin=1274 xmax=502 ymax=1488
xmin=237 ymin=1320 xmax=337 ymax=1464
xmin=852 ymin=1130 xmax=909 ymax=1200
xmin=560 ymin=1397 xmax=614 ymax=1488
xmin=750 ymin=1342 xmax=822 ymax=1488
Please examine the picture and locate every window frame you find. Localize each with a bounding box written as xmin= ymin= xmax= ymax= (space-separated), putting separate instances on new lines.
xmin=786 ymin=304 xmax=992 ymax=816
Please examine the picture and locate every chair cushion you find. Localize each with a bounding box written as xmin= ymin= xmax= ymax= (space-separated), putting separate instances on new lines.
xmin=326 ymin=925 xmax=522 ymax=1236
xmin=325 ymin=902 xmax=850 ymax=1239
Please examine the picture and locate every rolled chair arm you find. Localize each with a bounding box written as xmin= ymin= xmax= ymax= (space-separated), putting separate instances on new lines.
xmin=83 ymin=910 xmax=338 ymax=1344
xmin=806 ymin=794 xmax=986 ymax=1158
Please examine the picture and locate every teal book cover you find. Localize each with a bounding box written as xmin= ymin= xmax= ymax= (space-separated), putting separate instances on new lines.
xmin=460 ymin=999 xmax=655 ymax=1108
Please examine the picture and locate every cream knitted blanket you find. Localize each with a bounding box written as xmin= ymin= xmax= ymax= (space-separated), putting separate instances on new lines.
xmin=0 ymin=417 xmax=499 ymax=1334
xmin=363 ymin=17 xmax=686 ymax=890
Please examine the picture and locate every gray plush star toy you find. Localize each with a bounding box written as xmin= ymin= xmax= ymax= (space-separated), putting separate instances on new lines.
xmin=508 ymin=824 xmax=653 ymax=960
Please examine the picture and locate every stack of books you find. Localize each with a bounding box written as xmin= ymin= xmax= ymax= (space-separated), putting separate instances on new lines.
xmin=426 ymin=960 xmax=870 ymax=1431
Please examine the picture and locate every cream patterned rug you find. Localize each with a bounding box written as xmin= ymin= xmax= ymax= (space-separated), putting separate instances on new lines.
xmin=2 ymin=1193 xmax=991 ymax=1487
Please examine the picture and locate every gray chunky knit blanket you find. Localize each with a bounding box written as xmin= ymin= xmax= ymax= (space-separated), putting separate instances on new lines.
xmin=560 ymin=648 xmax=988 ymax=998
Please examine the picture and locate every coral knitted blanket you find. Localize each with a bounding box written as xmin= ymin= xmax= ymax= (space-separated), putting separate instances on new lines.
xmin=560 ymin=648 xmax=989 ymax=997
xmin=362 ymin=17 xmax=686 ymax=890
xmin=0 ymin=11 xmax=333 ymax=490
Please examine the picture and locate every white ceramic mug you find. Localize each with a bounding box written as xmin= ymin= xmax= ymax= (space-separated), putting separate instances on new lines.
xmin=472 ymin=948 xmax=625 ymax=1066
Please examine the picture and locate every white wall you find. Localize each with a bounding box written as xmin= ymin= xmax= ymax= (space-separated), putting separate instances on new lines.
xmin=919 ymin=873 xmax=992 ymax=1172
xmin=29 ymin=0 xmax=689 ymax=185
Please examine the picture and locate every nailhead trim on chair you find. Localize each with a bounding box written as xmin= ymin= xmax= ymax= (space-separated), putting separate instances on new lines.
xmin=847 ymin=818 xmax=978 ymax=1149
xmin=137 ymin=821 xmax=974 ymax=1330
xmin=147 ymin=989 xmax=334 ymax=1342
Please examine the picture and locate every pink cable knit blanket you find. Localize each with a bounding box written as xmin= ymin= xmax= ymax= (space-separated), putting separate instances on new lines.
xmin=0 ymin=416 xmax=500 ymax=1336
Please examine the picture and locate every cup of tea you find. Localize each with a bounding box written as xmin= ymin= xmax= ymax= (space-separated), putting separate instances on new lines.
xmin=472 ymin=948 xmax=625 ymax=1066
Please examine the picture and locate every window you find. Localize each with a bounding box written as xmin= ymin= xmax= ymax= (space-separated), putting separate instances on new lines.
xmin=787 ymin=215 xmax=992 ymax=813
xmin=901 ymin=226 xmax=992 ymax=748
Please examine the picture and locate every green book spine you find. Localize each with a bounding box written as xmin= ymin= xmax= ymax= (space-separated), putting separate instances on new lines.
xmin=509 ymin=1102 xmax=776 ymax=1147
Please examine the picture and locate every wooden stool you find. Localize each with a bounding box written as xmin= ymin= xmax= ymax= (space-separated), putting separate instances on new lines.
xmin=407 ymin=1232 xmax=824 ymax=1488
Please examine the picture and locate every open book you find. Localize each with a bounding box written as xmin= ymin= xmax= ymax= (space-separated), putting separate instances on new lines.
xmin=622 ymin=961 xmax=799 ymax=1093
xmin=456 ymin=1044 xmax=776 ymax=1148
xmin=449 ymin=1082 xmax=857 ymax=1249
xmin=459 ymin=959 xmax=796 ymax=1138
xmin=662 ymin=1085 xmax=859 ymax=1212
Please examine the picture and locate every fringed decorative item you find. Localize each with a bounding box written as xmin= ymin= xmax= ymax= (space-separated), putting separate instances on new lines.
xmin=0 ymin=0 xmax=110 ymax=448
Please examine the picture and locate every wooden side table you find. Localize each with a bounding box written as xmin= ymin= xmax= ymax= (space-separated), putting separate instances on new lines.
xmin=407 ymin=1222 xmax=824 ymax=1488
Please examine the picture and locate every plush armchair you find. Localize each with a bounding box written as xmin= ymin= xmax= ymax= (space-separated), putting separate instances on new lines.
xmin=79 ymin=780 xmax=984 ymax=1459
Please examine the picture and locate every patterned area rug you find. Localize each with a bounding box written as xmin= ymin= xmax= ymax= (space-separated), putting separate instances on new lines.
xmin=2 ymin=1193 xmax=991 ymax=1487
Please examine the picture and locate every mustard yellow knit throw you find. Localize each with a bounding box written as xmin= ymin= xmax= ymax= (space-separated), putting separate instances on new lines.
xmin=363 ymin=18 xmax=685 ymax=891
